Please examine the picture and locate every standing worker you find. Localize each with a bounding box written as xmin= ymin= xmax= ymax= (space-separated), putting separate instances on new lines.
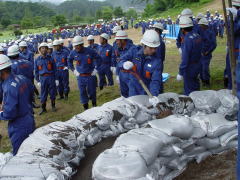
xmin=52 ymin=40 xmax=70 ymax=100
xmin=198 ymin=18 xmax=217 ymax=87
xmin=176 ymin=17 xmax=203 ymax=95
xmin=97 ymin=33 xmax=114 ymax=90
xmin=19 ymin=41 xmax=34 ymax=64
xmin=35 ymin=43 xmax=58 ymax=115
xmin=68 ymin=36 xmax=101 ymax=110
xmin=0 ymin=54 xmax=35 ymax=155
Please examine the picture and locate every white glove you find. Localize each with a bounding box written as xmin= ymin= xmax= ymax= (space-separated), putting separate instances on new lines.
xmin=123 ymin=61 xmax=134 ymax=70
xmin=176 ymin=74 xmax=183 ymax=81
xmin=226 ymin=7 xmax=238 ymax=19
xmin=91 ymin=69 xmax=98 ymax=76
xmin=74 ymin=69 xmax=80 ymax=77
xmin=55 ymin=80 xmax=59 ymax=86
xmin=111 ymin=67 xmax=116 ymax=74
xmin=116 ymin=75 xmax=120 ymax=84
xmin=63 ymin=67 xmax=68 ymax=70
xmin=149 ymin=96 xmax=160 ymax=107
xmin=178 ymin=48 xmax=182 ymax=55
xmin=37 ymin=82 xmax=41 ymax=87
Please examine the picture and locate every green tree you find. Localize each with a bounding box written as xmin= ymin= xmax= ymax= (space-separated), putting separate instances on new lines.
xmin=51 ymin=15 xmax=67 ymax=26
xmin=101 ymin=6 xmax=113 ymax=21
xmin=20 ymin=17 xmax=33 ymax=29
xmin=1 ymin=17 xmax=11 ymax=28
xmin=113 ymin=6 xmax=124 ymax=18
xmin=125 ymin=8 xmax=138 ymax=19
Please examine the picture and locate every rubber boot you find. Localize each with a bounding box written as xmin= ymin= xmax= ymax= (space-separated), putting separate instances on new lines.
xmin=51 ymin=100 xmax=56 ymax=112
xmin=83 ymin=103 xmax=89 ymax=110
xmin=32 ymin=101 xmax=40 ymax=109
xmin=58 ymin=95 xmax=64 ymax=100
xmin=39 ymin=103 xmax=47 ymax=115
xmin=224 ymin=77 xmax=228 ymax=88
xmin=92 ymin=101 xmax=97 ymax=107
xmin=64 ymin=93 xmax=68 ymax=100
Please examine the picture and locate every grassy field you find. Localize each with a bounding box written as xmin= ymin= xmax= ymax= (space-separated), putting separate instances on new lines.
xmin=0 ymin=27 xmax=228 ymax=152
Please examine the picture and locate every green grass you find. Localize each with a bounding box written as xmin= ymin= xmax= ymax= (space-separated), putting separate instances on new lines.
xmin=0 ymin=27 xmax=49 ymax=42
xmin=0 ymin=30 xmax=227 ymax=152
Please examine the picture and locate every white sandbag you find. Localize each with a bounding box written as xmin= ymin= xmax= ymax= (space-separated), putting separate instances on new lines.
xmin=219 ymin=129 xmax=238 ymax=147
xmin=195 ymin=151 xmax=212 ymax=163
xmin=167 ymin=156 xmax=188 ymax=170
xmin=158 ymin=145 xmax=183 ymax=157
xmin=149 ymin=115 xmax=194 ymax=139
xmin=195 ymin=137 xmax=221 ymax=149
xmin=211 ymin=140 xmax=238 ymax=154
xmin=177 ymin=95 xmax=195 ymax=115
xmin=128 ymin=128 xmax=182 ymax=145
xmin=85 ymin=127 xmax=103 ymax=146
xmin=0 ymin=153 xmax=13 ymax=171
xmin=191 ymin=119 xmax=207 ymax=138
xmin=75 ymin=107 xmax=114 ymax=130
xmin=127 ymin=95 xmax=152 ymax=107
xmin=134 ymin=110 xmax=153 ymax=124
xmin=17 ymin=121 xmax=84 ymax=168
xmin=92 ymin=149 xmax=148 ymax=180
xmin=0 ymin=155 xmax=67 ymax=179
xmin=113 ymin=133 xmax=163 ymax=165
xmin=199 ymin=113 xmax=237 ymax=138
xmin=185 ymin=146 xmax=206 ymax=158
xmin=102 ymin=97 xmax=139 ymax=118
xmin=189 ymin=90 xmax=221 ymax=113
xmin=216 ymin=89 xmax=239 ymax=118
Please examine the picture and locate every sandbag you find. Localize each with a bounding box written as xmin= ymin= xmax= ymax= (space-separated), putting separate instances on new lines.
xmin=0 ymin=153 xmax=13 ymax=171
xmin=17 ymin=121 xmax=84 ymax=168
xmin=149 ymin=115 xmax=194 ymax=139
xmin=113 ymin=133 xmax=163 ymax=165
xmin=195 ymin=151 xmax=212 ymax=163
xmin=92 ymin=149 xmax=148 ymax=180
xmin=195 ymin=137 xmax=221 ymax=150
xmin=216 ymin=89 xmax=239 ymax=119
xmin=189 ymin=90 xmax=221 ymax=113
xmin=0 ymin=155 xmax=67 ymax=179
xmin=219 ymin=129 xmax=238 ymax=147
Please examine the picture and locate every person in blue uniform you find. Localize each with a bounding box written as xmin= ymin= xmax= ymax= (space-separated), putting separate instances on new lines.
xmin=68 ymin=36 xmax=101 ymax=110
xmin=0 ymin=54 xmax=35 ymax=155
xmin=176 ymin=16 xmax=203 ymax=95
xmin=118 ymin=30 xmax=162 ymax=107
xmin=97 ymin=33 xmax=114 ymax=90
xmin=34 ymin=42 xmax=58 ymax=115
xmin=19 ymin=41 xmax=34 ymax=64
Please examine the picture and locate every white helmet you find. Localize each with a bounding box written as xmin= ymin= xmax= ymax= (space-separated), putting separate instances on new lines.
xmin=140 ymin=30 xmax=160 ymax=48
xmin=72 ymin=36 xmax=84 ymax=46
xmin=0 ymin=55 xmax=12 ymax=70
xmin=19 ymin=41 xmax=27 ymax=47
xmin=153 ymin=23 xmax=164 ymax=30
xmin=181 ymin=8 xmax=193 ymax=18
xmin=68 ymin=38 xmax=71 ymax=42
xmin=196 ymin=13 xmax=205 ymax=20
xmin=179 ymin=16 xmax=193 ymax=28
xmin=198 ymin=18 xmax=209 ymax=26
xmin=233 ymin=0 xmax=240 ymax=7
xmin=7 ymin=45 xmax=19 ymax=57
xmin=47 ymin=39 xmax=52 ymax=43
xmin=115 ymin=30 xmax=128 ymax=40
xmin=48 ymin=43 xmax=53 ymax=49
xmin=112 ymin=26 xmax=122 ymax=34
xmin=38 ymin=42 xmax=48 ymax=50
xmin=59 ymin=39 xmax=64 ymax=44
xmin=53 ymin=40 xmax=61 ymax=46
xmin=87 ymin=35 xmax=94 ymax=41
xmin=100 ymin=33 xmax=109 ymax=40
xmin=0 ymin=46 xmax=4 ymax=52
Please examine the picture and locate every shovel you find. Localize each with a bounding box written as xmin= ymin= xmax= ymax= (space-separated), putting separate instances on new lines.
xmin=129 ymin=70 xmax=173 ymax=119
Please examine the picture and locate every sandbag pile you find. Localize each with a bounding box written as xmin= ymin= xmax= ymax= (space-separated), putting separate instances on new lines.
xmin=0 ymin=89 xmax=238 ymax=179
xmin=92 ymin=113 xmax=238 ymax=180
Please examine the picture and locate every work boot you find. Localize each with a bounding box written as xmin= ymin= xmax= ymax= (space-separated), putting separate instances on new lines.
xmin=99 ymin=86 xmax=103 ymax=90
xmin=92 ymin=101 xmax=97 ymax=107
xmin=224 ymin=77 xmax=228 ymax=88
xmin=64 ymin=93 xmax=68 ymax=100
xmin=83 ymin=103 xmax=89 ymax=110
xmin=39 ymin=103 xmax=47 ymax=115
xmin=51 ymin=100 xmax=56 ymax=112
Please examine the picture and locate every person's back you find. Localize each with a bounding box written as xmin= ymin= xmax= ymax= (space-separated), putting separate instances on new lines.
xmin=11 ymin=59 xmax=34 ymax=81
